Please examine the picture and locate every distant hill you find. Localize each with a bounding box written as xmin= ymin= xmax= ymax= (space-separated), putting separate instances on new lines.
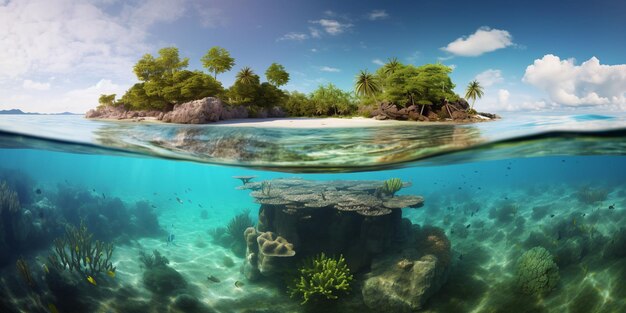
xmin=0 ymin=109 xmax=78 ymax=115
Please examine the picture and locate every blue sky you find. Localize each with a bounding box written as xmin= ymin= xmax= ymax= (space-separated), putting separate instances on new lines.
xmin=1 ymin=0 xmax=625 ymax=113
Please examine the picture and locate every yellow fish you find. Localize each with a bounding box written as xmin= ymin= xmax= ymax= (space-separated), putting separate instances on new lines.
xmin=75 ymin=246 xmax=79 ymax=252
xmin=48 ymin=303 xmax=59 ymax=313
xmin=85 ymin=257 xmax=90 ymax=263
xmin=107 ymin=270 xmax=116 ymax=278
xmin=87 ymin=276 xmax=97 ymax=286
xmin=42 ymin=264 xmax=49 ymax=274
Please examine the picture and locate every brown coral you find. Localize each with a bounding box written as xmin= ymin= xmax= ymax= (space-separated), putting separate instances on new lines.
xmin=257 ymin=232 xmax=295 ymax=257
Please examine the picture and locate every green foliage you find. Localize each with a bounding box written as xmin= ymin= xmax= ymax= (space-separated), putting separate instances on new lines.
xmin=256 ymin=82 xmax=286 ymax=108
xmin=310 ymin=83 xmax=357 ymax=116
xmin=48 ymin=222 xmax=115 ymax=277
xmin=236 ymin=67 xmax=258 ymax=85
xmin=98 ymin=94 xmax=116 ymax=108
xmin=465 ymin=80 xmax=484 ymax=111
xmin=516 ymin=246 xmax=559 ymax=295
xmin=265 ymin=63 xmax=290 ymax=87
xmin=381 ymin=178 xmax=403 ymax=197
xmin=289 ymin=253 xmax=353 ymax=305
xmin=354 ymin=70 xmax=381 ymax=99
xmin=282 ymin=91 xmax=315 ymax=116
xmin=201 ymin=46 xmax=235 ymax=79
xmin=381 ymin=62 xmax=457 ymax=108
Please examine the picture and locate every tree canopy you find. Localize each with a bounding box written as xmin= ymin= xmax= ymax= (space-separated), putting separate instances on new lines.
xmin=201 ymin=46 xmax=235 ymax=80
xmin=265 ymin=63 xmax=290 ymax=87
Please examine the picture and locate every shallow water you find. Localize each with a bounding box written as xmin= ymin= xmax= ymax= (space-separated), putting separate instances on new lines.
xmin=0 ymin=115 xmax=625 ymax=313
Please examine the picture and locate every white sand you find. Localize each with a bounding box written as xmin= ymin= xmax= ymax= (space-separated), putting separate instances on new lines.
xmin=213 ymin=117 xmax=418 ymax=128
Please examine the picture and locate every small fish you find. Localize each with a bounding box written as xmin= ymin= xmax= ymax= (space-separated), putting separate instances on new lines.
xmin=87 ymin=276 xmax=97 ymax=286
xmin=102 ymin=193 xmax=106 ymax=199
xmin=608 ymin=204 xmax=615 ymax=210
xmin=506 ymin=166 xmax=511 ymax=170
xmin=176 ymin=197 xmax=183 ymax=204
xmin=48 ymin=303 xmax=59 ymax=313
xmin=75 ymin=246 xmax=80 ymax=252
xmin=85 ymin=257 xmax=91 ymax=263
xmin=582 ymin=213 xmax=586 ymax=217
xmin=43 ymin=264 xmax=50 ymax=274
xmin=167 ymin=233 xmax=175 ymax=245
xmin=198 ymin=204 xmax=203 ymax=208
xmin=234 ymin=280 xmax=244 ymax=288
xmin=466 ymin=224 xmax=471 ymax=228
xmin=550 ymin=214 xmax=555 ymax=218
xmin=207 ymin=275 xmax=220 ymax=283
xmin=300 ymin=215 xmax=312 ymax=220
xmin=107 ymin=270 xmax=116 ymax=278
xmin=35 ymin=188 xmax=42 ymax=194
xmin=151 ymin=205 xmax=156 ymax=208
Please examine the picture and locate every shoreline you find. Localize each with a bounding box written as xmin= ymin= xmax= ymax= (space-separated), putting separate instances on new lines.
xmin=89 ymin=116 xmax=495 ymax=128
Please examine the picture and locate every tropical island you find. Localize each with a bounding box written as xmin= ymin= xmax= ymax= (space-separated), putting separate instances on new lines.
xmin=86 ymin=46 xmax=497 ymax=124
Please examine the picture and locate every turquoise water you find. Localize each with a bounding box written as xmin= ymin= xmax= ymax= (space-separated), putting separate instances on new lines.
xmin=0 ymin=114 xmax=625 ymax=312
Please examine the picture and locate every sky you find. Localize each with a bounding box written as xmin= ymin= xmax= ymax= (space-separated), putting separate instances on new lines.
xmin=1 ymin=0 xmax=625 ymax=113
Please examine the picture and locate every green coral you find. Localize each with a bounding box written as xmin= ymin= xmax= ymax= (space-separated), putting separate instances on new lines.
xmin=516 ymin=246 xmax=559 ymax=295
xmin=289 ymin=253 xmax=353 ymax=305
xmin=48 ymin=222 xmax=115 ymax=277
xmin=381 ymin=178 xmax=403 ymax=197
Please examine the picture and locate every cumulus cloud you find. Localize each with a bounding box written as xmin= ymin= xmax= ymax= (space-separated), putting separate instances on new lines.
xmin=498 ymin=89 xmax=510 ymax=105
xmin=475 ymin=69 xmax=503 ymax=87
xmin=523 ymin=54 xmax=626 ymax=107
xmin=320 ymin=66 xmax=340 ymax=72
xmin=372 ymin=59 xmax=385 ymax=66
xmin=0 ymin=0 xmax=186 ymax=79
xmin=23 ymin=79 xmax=51 ymax=91
xmin=441 ymin=27 xmax=513 ymax=57
xmin=310 ymin=19 xmax=352 ymax=35
xmin=277 ymin=32 xmax=309 ymax=41
xmin=368 ymin=10 xmax=388 ymax=20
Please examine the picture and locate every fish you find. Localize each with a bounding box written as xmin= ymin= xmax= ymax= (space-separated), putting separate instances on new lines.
xmin=87 ymin=276 xmax=97 ymax=286
xmin=198 ymin=204 xmax=203 ymax=208
xmin=609 ymin=204 xmax=615 ymax=210
xmin=42 ymin=264 xmax=50 ymax=274
xmin=550 ymin=214 xmax=555 ymax=218
xmin=75 ymin=245 xmax=79 ymax=252
xmin=151 ymin=205 xmax=156 ymax=208
xmin=107 ymin=270 xmax=116 ymax=278
xmin=466 ymin=224 xmax=471 ymax=228
xmin=167 ymin=233 xmax=175 ymax=245
xmin=234 ymin=280 xmax=244 ymax=288
xmin=48 ymin=303 xmax=59 ymax=313
xmin=85 ymin=256 xmax=90 ymax=263
xmin=207 ymin=275 xmax=220 ymax=283
xmin=35 ymin=188 xmax=42 ymax=194
xmin=176 ymin=197 xmax=183 ymax=204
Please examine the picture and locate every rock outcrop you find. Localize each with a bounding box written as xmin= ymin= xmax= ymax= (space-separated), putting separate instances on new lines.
xmin=161 ymin=97 xmax=223 ymax=124
xmin=86 ymin=97 xmax=286 ymax=124
xmin=371 ymin=99 xmax=498 ymax=122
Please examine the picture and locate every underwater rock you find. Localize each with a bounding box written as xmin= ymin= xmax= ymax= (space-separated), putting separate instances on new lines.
xmin=362 ymin=254 xmax=448 ymax=313
xmin=243 ymin=227 xmax=261 ymax=280
xmin=143 ymin=265 xmax=188 ymax=296
xmin=361 ymin=225 xmax=451 ymax=312
xmin=516 ymin=246 xmax=559 ymax=296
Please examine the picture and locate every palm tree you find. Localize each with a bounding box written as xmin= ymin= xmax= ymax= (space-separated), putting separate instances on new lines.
xmin=383 ymin=57 xmax=400 ymax=76
xmin=465 ymin=80 xmax=484 ymax=111
xmin=236 ymin=67 xmax=256 ymax=84
xmin=355 ymin=70 xmax=381 ymax=100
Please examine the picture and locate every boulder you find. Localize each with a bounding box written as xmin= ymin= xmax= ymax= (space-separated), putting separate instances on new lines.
xmin=161 ymin=97 xmax=223 ymax=124
xmin=221 ymin=105 xmax=249 ymax=120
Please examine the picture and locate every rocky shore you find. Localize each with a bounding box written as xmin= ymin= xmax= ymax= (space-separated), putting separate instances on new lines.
xmin=86 ymin=97 xmax=498 ymax=124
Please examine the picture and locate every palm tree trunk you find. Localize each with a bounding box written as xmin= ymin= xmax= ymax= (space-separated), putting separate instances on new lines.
xmin=470 ymin=98 xmax=476 ymax=111
xmin=420 ymin=104 xmax=425 ymax=116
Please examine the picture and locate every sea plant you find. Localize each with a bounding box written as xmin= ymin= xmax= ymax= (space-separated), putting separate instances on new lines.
xmin=289 ymin=253 xmax=353 ymax=305
xmin=139 ymin=249 xmax=169 ymax=269
xmin=381 ymin=178 xmax=403 ymax=197
xmin=227 ymin=209 xmax=254 ymax=241
xmin=577 ymin=186 xmax=608 ymax=204
xmin=16 ymin=256 xmax=35 ymax=287
xmin=48 ymin=221 xmax=115 ymax=277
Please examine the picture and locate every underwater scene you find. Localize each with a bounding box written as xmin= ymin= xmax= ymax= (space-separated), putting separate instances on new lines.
xmin=1 ymin=114 xmax=625 ymax=313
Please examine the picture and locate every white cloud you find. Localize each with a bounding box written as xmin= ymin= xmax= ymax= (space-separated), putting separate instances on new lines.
xmin=22 ymin=79 xmax=51 ymax=90
xmin=368 ymin=10 xmax=388 ymax=20
xmin=320 ymin=66 xmax=340 ymax=72
xmin=441 ymin=27 xmax=513 ymax=57
xmin=523 ymin=54 xmax=626 ymax=108
xmin=0 ymin=0 xmax=186 ymax=80
xmin=309 ymin=27 xmax=321 ymax=38
xmin=372 ymin=59 xmax=385 ymax=66
xmin=310 ymin=19 xmax=352 ymax=35
xmin=310 ymin=48 xmax=318 ymax=53
xmin=498 ymin=89 xmax=510 ymax=105
xmin=59 ymin=79 xmax=125 ymax=113
xmin=475 ymin=69 xmax=503 ymax=87
xmin=406 ymin=51 xmax=420 ymax=63
xmin=277 ymin=32 xmax=308 ymax=41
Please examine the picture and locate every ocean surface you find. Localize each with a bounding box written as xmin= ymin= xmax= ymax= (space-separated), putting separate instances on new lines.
xmin=0 ymin=113 xmax=625 ymax=313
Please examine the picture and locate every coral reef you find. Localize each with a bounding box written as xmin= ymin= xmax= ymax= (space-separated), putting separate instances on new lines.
xmin=232 ymin=175 xmax=257 ymax=185
xmin=289 ymin=253 xmax=353 ymax=305
xmin=256 ymin=231 xmax=296 ymax=275
xmin=139 ymin=249 xmax=169 ymax=268
xmin=140 ymin=250 xmax=187 ymax=296
xmin=48 ymin=222 xmax=115 ymax=277
xmin=381 ymin=178 xmax=403 ymax=197
xmin=576 ymin=186 xmax=608 ymax=204
xmin=516 ymin=246 xmax=559 ymax=296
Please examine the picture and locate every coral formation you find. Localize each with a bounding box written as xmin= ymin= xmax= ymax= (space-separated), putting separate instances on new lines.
xmin=516 ymin=246 xmax=559 ymax=295
xmin=576 ymin=186 xmax=608 ymax=204
xmin=140 ymin=249 xmax=187 ymax=296
xmin=289 ymin=253 xmax=353 ymax=304
xmin=48 ymin=222 xmax=116 ymax=277
xmin=256 ymin=231 xmax=296 ymax=275
xmin=233 ymin=175 xmax=257 ymax=185
xmin=139 ymin=249 xmax=169 ymax=268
